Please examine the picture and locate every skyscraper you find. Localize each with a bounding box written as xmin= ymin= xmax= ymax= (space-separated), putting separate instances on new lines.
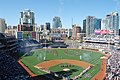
xmin=94 ymin=18 xmax=101 ymax=30
xmin=83 ymin=19 xmax=86 ymax=33
xmin=45 ymin=22 xmax=51 ymax=30
xmin=0 ymin=18 xmax=6 ymax=33
xmin=18 ymin=9 xmax=35 ymax=31
xmin=52 ymin=16 xmax=62 ymax=29
xmin=20 ymin=9 xmax=35 ymax=25
xmin=105 ymin=12 xmax=119 ymax=35
xmin=40 ymin=25 xmax=44 ymax=31
xmin=85 ymin=16 xmax=101 ymax=36
xmin=86 ymin=16 xmax=95 ymax=36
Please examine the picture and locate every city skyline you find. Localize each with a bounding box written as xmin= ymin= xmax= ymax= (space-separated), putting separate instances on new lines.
xmin=0 ymin=0 xmax=120 ymax=29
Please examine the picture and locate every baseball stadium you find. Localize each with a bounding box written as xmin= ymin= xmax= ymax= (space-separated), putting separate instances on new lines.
xmin=18 ymin=48 xmax=109 ymax=80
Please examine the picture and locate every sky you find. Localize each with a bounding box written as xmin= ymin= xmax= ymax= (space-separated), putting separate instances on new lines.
xmin=0 ymin=0 xmax=120 ymax=29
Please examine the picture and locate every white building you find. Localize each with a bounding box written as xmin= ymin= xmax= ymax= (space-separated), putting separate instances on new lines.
xmin=20 ymin=9 xmax=35 ymax=25
xmin=0 ymin=18 xmax=6 ymax=33
xmin=105 ymin=12 xmax=119 ymax=35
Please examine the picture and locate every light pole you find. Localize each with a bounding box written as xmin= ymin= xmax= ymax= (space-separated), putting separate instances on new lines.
xmin=44 ymin=31 xmax=47 ymax=61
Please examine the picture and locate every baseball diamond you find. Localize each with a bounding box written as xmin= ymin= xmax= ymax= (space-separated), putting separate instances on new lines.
xmin=20 ymin=48 xmax=107 ymax=80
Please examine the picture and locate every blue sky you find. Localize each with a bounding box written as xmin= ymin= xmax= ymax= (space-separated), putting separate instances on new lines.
xmin=0 ymin=0 xmax=120 ymax=29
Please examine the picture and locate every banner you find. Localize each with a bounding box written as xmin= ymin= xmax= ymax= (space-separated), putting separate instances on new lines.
xmin=32 ymin=32 xmax=36 ymax=39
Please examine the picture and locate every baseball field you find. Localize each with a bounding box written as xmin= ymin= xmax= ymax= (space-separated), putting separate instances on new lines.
xmin=20 ymin=49 xmax=104 ymax=80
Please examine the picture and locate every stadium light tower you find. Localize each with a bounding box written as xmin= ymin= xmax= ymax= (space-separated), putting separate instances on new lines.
xmin=105 ymin=19 xmax=111 ymax=52
xmin=43 ymin=29 xmax=47 ymax=61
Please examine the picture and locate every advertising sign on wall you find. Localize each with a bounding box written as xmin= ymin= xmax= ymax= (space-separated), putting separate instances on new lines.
xmin=23 ymin=31 xmax=32 ymax=39
xmin=32 ymin=32 xmax=36 ymax=39
xmin=16 ymin=32 xmax=23 ymax=39
xmin=95 ymin=30 xmax=101 ymax=35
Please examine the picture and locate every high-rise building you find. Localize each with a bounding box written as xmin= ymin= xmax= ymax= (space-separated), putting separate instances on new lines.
xmin=52 ymin=16 xmax=62 ymax=28
xmin=0 ymin=18 xmax=6 ymax=33
xmin=86 ymin=16 xmax=95 ymax=36
xmin=40 ymin=25 xmax=44 ymax=31
xmin=17 ymin=9 xmax=37 ymax=39
xmin=105 ymin=12 xmax=119 ymax=35
xmin=94 ymin=18 xmax=101 ymax=30
xmin=83 ymin=19 xmax=86 ymax=33
xmin=85 ymin=16 xmax=101 ymax=36
xmin=20 ymin=9 xmax=35 ymax=25
xmin=40 ymin=23 xmax=51 ymax=32
xmin=72 ymin=24 xmax=81 ymax=40
xmin=45 ymin=22 xmax=51 ymax=30
xmin=18 ymin=9 xmax=35 ymax=31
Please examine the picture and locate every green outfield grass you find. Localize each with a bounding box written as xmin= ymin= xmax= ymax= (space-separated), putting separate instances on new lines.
xmin=21 ymin=49 xmax=104 ymax=80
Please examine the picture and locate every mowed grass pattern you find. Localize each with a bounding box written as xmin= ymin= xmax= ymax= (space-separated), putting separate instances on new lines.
xmin=21 ymin=49 xmax=103 ymax=80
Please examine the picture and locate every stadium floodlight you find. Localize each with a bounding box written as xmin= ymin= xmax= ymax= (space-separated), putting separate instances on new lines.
xmin=79 ymin=55 xmax=82 ymax=60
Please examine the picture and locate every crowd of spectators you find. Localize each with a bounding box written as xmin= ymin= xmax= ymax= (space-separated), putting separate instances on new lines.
xmin=106 ymin=47 xmax=120 ymax=80
xmin=49 ymin=41 xmax=68 ymax=48
xmin=17 ymin=39 xmax=42 ymax=53
xmin=0 ymin=38 xmax=31 ymax=80
xmin=81 ymin=42 xmax=110 ymax=51
xmin=0 ymin=52 xmax=30 ymax=80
